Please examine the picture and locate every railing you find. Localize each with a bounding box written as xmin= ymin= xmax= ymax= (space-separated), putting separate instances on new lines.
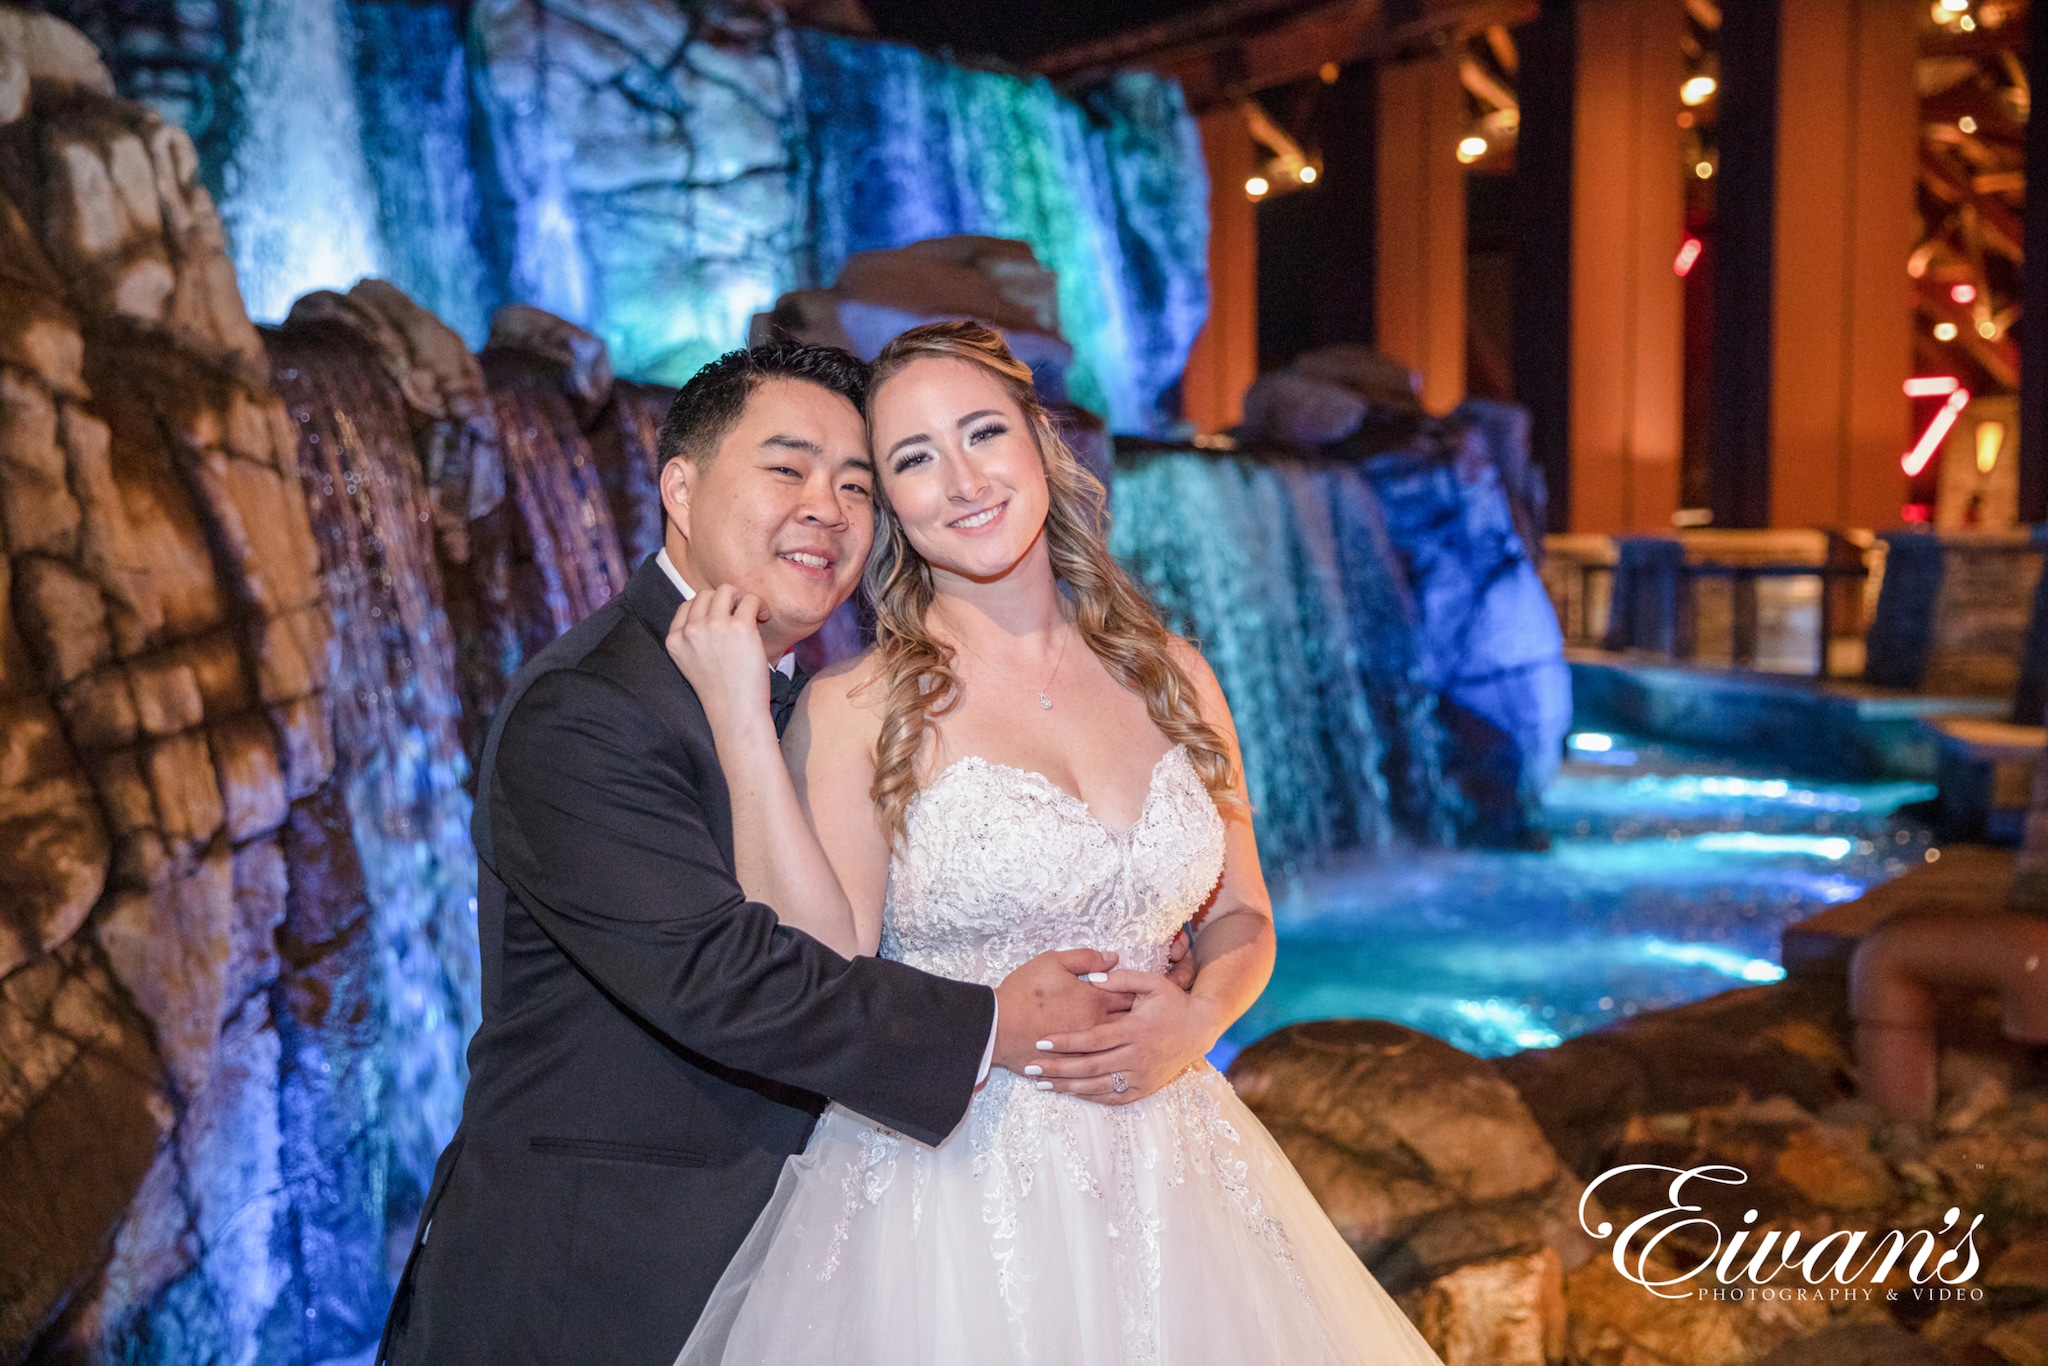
xmin=1546 ymin=532 xmax=1877 ymax=679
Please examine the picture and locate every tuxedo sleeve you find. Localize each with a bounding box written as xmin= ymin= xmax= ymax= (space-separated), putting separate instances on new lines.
xmin=489 ymin=667 xmax=993 ymax=1146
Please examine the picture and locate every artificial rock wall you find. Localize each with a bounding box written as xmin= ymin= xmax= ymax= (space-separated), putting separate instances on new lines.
xmin=0 ymin=16 xmax=680 ymax=1359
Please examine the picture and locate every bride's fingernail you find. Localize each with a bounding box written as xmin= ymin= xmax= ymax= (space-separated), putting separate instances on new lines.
xmin=1035 ymin=1040 xmax=1054 ymax=1051
xmin=1084 ymin=972 xmax=1109 ymax=983
xmin=1034 ymin=1080 xmax=1054 ymax=1091
xmin=1024 ymin=1064 xmax=1043 ymax=1076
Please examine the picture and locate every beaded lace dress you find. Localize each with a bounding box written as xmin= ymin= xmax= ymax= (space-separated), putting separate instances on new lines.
xmin=674 ymin=747 xmax=1444 ymax=1366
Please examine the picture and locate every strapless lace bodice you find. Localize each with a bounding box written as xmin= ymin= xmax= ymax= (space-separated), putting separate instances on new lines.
xmin=676 ymin=745 xmax=1449 ymax=1366
xmin=880 ymin=746 xmax=1226 ymax=985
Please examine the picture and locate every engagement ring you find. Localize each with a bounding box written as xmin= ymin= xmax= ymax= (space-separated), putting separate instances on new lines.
xmin=1110 ymin=1071 xmax=1128 ymax=1094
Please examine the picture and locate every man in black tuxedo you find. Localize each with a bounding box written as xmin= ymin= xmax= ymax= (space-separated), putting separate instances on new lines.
xmin=379 ymin=342 xmax=1135 ymax=1365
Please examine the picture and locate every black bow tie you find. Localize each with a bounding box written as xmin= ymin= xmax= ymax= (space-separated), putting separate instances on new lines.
xmin=769 ymin=664 xmax=807 ymax=737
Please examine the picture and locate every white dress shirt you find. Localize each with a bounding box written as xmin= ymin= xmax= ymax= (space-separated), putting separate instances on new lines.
xmin=656 ymin=548 xmax=998 ymax=1085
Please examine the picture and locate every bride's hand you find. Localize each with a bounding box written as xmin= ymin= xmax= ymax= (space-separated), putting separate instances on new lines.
xmin=1027 ymin=970 xmax=1225 ymax=1106
xmin=665 ymin=586 xmax=775 ymax=740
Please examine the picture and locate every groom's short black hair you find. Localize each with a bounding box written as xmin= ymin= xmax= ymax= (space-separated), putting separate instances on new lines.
xmin=654 ymin=339 xmax=870 ymax=469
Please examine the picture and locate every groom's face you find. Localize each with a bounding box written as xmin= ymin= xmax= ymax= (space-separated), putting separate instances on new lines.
xmin=659 ymin=378 xmax=873 ymax=656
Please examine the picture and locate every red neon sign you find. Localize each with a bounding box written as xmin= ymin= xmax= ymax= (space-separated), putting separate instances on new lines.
xmin=1902 ymin=388 xmax=1970 ymax=477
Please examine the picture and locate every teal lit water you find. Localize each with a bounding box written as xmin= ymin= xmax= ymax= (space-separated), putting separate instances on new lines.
xmin=1213 ymin=730 xmax=1939 ymax=1066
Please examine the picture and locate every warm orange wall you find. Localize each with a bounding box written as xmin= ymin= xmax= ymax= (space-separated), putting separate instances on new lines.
xmin=1183 ymin=108 xmax=1259 ymax=433
xmin=1769 ymin=0 xmax=1918 ymax=529
xmin=1568 ymin=0 xmax=1686 ymax=534
xmin=1375 ymin=58 xmax=1467 ymax=413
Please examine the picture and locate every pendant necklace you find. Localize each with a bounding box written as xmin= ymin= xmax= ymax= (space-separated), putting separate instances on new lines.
xmin=961 ymin=622 xmax=1071 ymax=710
xmin=1034 ymin=628 xmax=1071 ymax=710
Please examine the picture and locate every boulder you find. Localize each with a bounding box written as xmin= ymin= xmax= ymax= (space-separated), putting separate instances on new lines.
xmin=1417 ymin=1248 xmax=1565 ymax=1366
xmin=1240 ymin=370 xmax=1369 ymax=447
xmin=1230 ymin=1019 xmax=1589 ymax=1292
xmin=0 ymin=942 xmax=166 ymax=1359
xmin=750 ymin=235 xmax=1076 ymax=400
xmin=1565 ymin=1253 xmax=1830 ymax=1366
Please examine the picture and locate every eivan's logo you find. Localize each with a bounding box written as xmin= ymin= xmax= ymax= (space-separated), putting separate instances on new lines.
xmin=1580 ymin=1165 xmax=1983 ymax=1301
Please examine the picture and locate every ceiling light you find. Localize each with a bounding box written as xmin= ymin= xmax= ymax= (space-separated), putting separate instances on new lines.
xmin=1297 ymin=166 xmax=1317 ymax=184
xmin=1939 ymin=0 xmax=1970 ymax=14
xmin=1934 ymin=321 xmax=1959 ymax=341
xmin=1695 ymin=160 xmax=1714 ymax=178
xmin=1680 ymin=75 xmax=1718 ymax=106
xmin=1951 ymin=282 xmax=1977 ymax=303
xmin=1960 ymin=13 xmax=1977 ymax=28
xmin=1674 ymin=236 xmax=1704 ymax=276
xmin=1978 ymin=319 xmax=1999 ymax=338
xmin=1245 ymin=175 xmax=1270 ymax=197
xmin=1457 ymin=135 xmax=1489 ymax=162
xmin=1958 ymin=116 xmax=1978 ymax=133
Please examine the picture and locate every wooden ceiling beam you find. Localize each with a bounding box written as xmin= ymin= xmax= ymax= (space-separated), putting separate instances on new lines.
xmin=1032 ymin=0 xmax=1536 ymax=110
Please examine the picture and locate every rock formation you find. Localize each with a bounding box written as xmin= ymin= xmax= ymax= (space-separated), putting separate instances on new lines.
xmin=0 ymin=11 xmax=356 ymax=1356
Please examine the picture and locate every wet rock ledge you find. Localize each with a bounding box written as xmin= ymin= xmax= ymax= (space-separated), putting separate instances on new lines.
xmin=1232 ymin=979 xmax=2048 ymax=1366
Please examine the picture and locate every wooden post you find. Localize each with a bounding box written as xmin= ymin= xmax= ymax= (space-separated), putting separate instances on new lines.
xmin=2022 ymin=1 xmax=2048 ymax=523
xmin=1766 ymin=0 xmax=1918 ymax=530
xmin=1375 ymin=57 xmax=1466 ymax=413
xmin=1514 ymin=0 xmax=1577 ymax=532
xmin=1567 ymin=0 xmax=1686 ymax=533
xmin=1709 ymin=0 xmax=1781 ymax=529
xmin=1183 ymin=108 xmax=1259 ymax=433
xmin=1711 ymin=0 xmax=1917 ymax=529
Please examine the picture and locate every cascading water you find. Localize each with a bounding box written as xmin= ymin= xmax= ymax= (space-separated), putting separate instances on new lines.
xmin=215 ymin=0 xmax=388 ymax=321
xmin=344 ymin=0 xmax=499 ymax=345
xmin=796 ymin=32 xmax=1208 ymax=435
xmin=1110 ymin=454 xmax=1460 ymax=873
xmin=263 ymin=321 xmax=482 ymax=1237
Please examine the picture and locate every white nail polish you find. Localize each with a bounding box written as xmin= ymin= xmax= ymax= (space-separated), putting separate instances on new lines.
xmin=1084 ymin=972 xmax=1109 ymax=983
xmin=1024 ymin=1064 xmax=1042 ymax=1076
xmin=1034 ymin=1080 xmax=1054 ymax=1091
xmin=1035 ymin=1040 xmax=1053 ymax=1051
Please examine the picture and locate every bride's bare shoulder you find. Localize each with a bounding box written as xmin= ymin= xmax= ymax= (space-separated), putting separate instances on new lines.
xmin=1165 ymin=635 xmax=1226 ymax=710
xmin=792 ymin=651 xmax=888 ymax=750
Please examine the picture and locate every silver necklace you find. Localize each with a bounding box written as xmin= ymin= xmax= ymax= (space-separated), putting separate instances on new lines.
xmin=960 ymin=623 xmax=1072 ymax=710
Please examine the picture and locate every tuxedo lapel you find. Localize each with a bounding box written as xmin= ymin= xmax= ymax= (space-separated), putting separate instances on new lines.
xmin=616 ymin=556 xmax=736 ymax=867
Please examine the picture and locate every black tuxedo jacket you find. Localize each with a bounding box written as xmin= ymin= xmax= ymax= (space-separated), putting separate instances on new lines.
xmin=379 ymin=556 xmax=994 ymax=1365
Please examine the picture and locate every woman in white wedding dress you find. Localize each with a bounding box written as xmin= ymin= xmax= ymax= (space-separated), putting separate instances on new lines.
xmin=665 ymin=322 xmax=1442 ymax=1366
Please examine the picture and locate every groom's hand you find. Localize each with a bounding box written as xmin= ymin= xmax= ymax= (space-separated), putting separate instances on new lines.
xmin=991 ymin=949 xmax=1131 ymax=1074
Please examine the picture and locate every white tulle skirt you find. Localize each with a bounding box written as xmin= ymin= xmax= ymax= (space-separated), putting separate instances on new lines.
xmin=675 ymin=1065 xmax=1443 ymax=1366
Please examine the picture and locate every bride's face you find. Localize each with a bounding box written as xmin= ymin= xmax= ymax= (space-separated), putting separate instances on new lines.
xmin=869 ymin=357 xmax=1050 ymax=583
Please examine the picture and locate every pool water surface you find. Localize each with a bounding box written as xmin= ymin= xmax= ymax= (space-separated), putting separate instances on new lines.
xmin=1213 ymin=730 xmax=1939 ymax=1066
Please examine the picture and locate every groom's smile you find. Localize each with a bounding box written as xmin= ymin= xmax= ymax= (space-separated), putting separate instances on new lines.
xmin=659 ymin=376 xmax=874 ymax=659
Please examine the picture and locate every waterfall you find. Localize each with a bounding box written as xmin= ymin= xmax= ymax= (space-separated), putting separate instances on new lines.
xmin=345 ymin=0 xmax=499 ymax=345
xmin=1109 ymin=453 xmax=1464 ymax=873
xmin=215 ymin=0 xmax=387 ymax=321
xmin=263 ymin=322 xmax=482 ymax=1233
xmin=796 ymin=32 xmax=1208 ymax=435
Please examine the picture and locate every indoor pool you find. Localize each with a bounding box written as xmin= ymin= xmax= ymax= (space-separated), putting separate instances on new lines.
xmin=1214 ymin=728 xmax=1939 ymax=1066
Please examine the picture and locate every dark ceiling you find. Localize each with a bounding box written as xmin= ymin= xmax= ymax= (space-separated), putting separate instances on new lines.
xmin=862 ymin=0 xmax=1216 ymax=65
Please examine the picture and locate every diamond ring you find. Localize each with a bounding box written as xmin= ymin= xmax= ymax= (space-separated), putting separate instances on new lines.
xmin=1110 ymin=1071 xmax=1128 ymax=1094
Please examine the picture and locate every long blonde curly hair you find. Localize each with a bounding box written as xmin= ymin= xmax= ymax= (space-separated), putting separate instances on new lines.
xmin=861 ymin=321 xmax=1238 ymax=845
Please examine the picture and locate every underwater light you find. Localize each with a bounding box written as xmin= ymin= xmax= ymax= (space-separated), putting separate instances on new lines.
xmin=1696 ymin=832 xmax=1854 ymax=860
xmin=1639 ymin=938 xmax=1787 ymax=983
xmin=1452 ymin=1000 xmax=1563 ymax=1050
xmin=1568 ymin=733 xmax=1615 ymax=752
